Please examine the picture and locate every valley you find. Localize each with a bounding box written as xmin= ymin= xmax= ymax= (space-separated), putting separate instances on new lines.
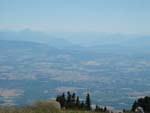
xmin=0 ymin=33 xmax=150 ymax=110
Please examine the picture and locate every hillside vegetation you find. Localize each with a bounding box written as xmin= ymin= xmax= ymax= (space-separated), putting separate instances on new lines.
xmin=1 ymin=92 xmax=150 ymax=113
xmin=0 ymin=103 xmax=133 ymax=113
xmin=0 ymin=101 xmax=60 ymax=113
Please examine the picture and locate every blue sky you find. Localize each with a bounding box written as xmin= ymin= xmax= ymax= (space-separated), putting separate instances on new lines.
xmin=0 ymin=0 xmax=150 ymax=34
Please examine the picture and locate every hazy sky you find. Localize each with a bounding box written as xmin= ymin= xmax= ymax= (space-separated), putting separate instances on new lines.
xmin=0 ymin=0 xmax=150 ymax=34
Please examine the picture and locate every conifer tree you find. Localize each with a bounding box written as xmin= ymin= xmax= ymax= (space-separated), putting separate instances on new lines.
xmin=132 ymin=101 xmax=138 ymax=111
xmin=104 ymin=106 xmax=107 ymax=112
xmin=66 ymin=91 xmax=71 ymax=108
xmin=81 ymin=101 xmax=85 ymax=109
xmin=56 ymin=95 xmax=59 ymax=102
xmin=95 ymin=104 xmax=99 ymax=111
xmin=61 ymin=92 xmax=66 ymax=107
xmin=72 ymin=92 xmax=76 ymax=104
xmin=85 ymin=93 xmax=91 ymax=110
xmin=76 ymin=96 xmax=80 ymax=108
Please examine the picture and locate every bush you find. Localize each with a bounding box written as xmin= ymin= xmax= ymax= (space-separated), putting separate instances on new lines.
xmin=0 ymin=100 xmax=61 ymax=113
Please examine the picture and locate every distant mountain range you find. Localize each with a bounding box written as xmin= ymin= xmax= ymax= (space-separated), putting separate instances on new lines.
xmin=0 ymin=29 xmax=73 ymax=49
xmin=0 ymin=29 xmax=150 ymax=61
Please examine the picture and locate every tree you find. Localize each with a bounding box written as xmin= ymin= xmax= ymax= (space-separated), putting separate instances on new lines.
xmin=95 ymin=104 xmax=99 ymax=112
xmin=85 ymin=93 xmax=91 ymax=110
xmin=104 ymin=106 xmax=107 ymax=112
xmin=66 ymin=91 xmax=71 ymax=108
xmin=81 ymin=101 xmax=85 ymax=109
xmin=56 ymin=93 xmax=66 ymax=108
xmin=56 ymin=95 xmax=59 ymax=102
xmin=132 ymin=101 xmax=138 ymax=111
xmin=72 ymin=92 xmax=76 ymax=103
xmin=56 ymin=91 xmax=92 ymax=110
xmin=95 ymin=105 xmax=107 ymax=112
xmin=76 ymin=96 xmax=80 ymax=108
xmin=131 ymin=96 xmax=150 ymax=112
xmin=61 ymin=92 xmax=66 ymax=107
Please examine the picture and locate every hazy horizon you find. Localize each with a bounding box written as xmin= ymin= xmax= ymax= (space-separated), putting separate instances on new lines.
xmin=0 ymin=0 xmax=150 ymax=35
xmin=0 ymin=0 xmax=150 ymax=111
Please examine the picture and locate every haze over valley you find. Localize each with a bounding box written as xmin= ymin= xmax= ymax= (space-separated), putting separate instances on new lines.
xmin=0 ymin=30 xmax=150 ymax=110
xmin=1 ymin=0 xmax=150 ymax=112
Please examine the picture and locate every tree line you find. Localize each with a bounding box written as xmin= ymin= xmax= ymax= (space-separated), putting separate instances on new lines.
xmin=56 ymin=91 xmax=91 ymax=110
xmin=56 ymin=91 xmax=109 ymax=112
xmin=95 ymin=105 xmax=107 ymax=112
xmin=132 ymin=96 xmax=150 ymax=112
xmin=56 ymin=91 xmax=150 ymax=112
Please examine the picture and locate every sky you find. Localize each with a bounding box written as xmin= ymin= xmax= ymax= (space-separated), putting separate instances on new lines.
xmin=0 ymin=0 xmax=150 ymax=35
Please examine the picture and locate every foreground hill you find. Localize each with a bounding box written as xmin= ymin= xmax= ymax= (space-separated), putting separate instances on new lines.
xmin=0 ymin=101 xmax=132 ymax=113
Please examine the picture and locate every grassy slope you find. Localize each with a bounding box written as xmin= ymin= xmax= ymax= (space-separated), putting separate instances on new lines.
xmin=0 ymin=101 xmax=134 ymax=113
xmin=0 ymin=109 xmax=134 ymax=113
